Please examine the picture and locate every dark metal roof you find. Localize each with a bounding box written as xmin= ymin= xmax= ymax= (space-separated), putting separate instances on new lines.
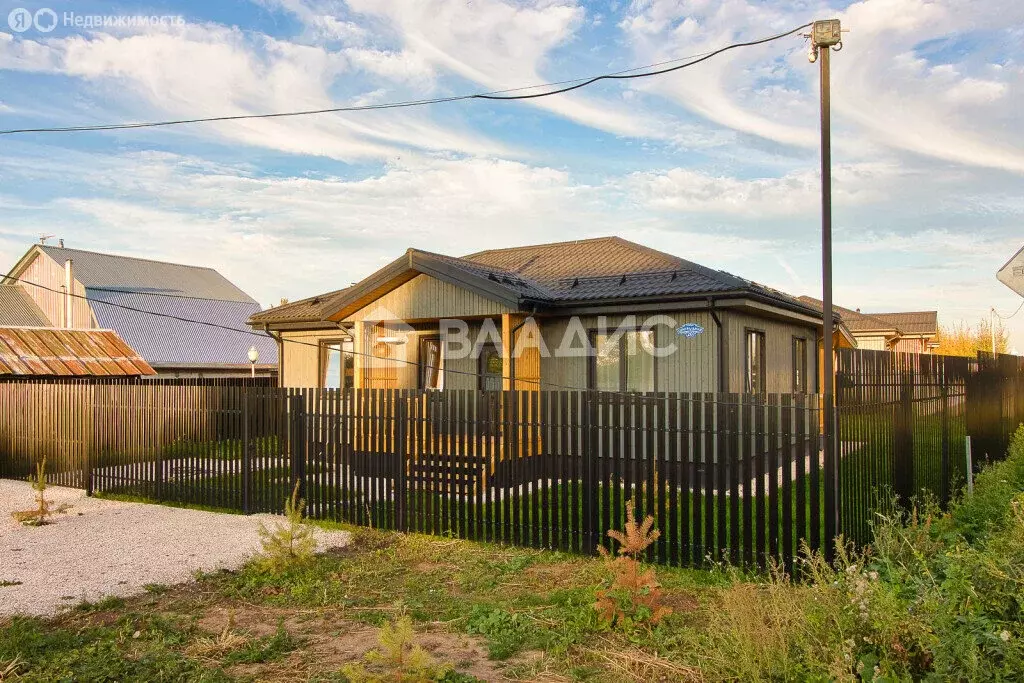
xmin=0 ymin=327 xmax=155 ymax=376
xmin=0 ymin=285 xmax=50 ymax=327
xmin=39 ymin=246 xmax=256 ymax=303
xmin=869 ymin=311 xmax=938 ymax=336
xmin=797 ymin=296 xmax=898 ymax=333
xmin=250 ymin=288 xmax=351 ymax=325
xmin=251 ymin=237 xmax=821 ymax=326
xmin=88 ymin=290 xmax=277 ymax=367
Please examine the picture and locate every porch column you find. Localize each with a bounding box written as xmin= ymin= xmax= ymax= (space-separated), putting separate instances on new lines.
xmin=352 ymin=320 xmax=366 ymax=389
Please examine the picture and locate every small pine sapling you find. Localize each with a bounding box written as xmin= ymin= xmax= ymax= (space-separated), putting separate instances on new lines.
xmin=341 ymin=611 xmax=451 ymax=682
xmin=11 ymin=459 xmax=69 ymax=526
xmin=594 ymin=500 xmax=673 ymax=628
xmin=257 ymin=480 xmax=317 ymax=571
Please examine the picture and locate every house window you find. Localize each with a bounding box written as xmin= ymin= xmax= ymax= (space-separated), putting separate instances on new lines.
xmin=745 ymin=329 xmax=766 ymax=394
xmin=419 ymin=336 xmax=444 ymax=390
xmin=589 ymin=330 xmax=655 ymax=392
xmin=792 ymin=337 xmax=808 ymax=393
xmin=320 ymin=339 xmax=354 ymax=389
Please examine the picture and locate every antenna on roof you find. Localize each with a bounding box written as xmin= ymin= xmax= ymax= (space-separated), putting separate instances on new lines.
xmin=39 ymin=234 xmax=55 ymax=245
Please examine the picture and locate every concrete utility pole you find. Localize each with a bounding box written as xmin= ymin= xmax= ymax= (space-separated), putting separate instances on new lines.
xmin=990 ymin=307 xmax=997 ymax=357
xmin=809 ymin=18 xmax=843 ymax=548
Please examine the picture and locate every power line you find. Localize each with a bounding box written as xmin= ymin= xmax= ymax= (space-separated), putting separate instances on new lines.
xmin=3 ymin=273 xmax=584 ymax=391
xmin=0 ymin=23 xmax=811 ymax=136
xmin=992 ymin=301 xmax=1024 ymax=320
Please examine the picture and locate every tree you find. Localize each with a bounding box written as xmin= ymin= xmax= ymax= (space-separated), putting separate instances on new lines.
xmin=934 ymin=317 xmax=1009 ymax=357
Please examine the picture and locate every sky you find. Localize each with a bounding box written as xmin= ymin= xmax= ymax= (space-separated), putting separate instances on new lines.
xmin=0 ymin=0 xmax=1022 ymax=346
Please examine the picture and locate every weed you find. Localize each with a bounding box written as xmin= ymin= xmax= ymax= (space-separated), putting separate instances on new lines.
xmin=257 ymin=480 xmax=317 ymax=572
xmin=594 ymin=501 xmax=672 ymax=628
xmin=221 ymin=621 xmax=298 ymax=666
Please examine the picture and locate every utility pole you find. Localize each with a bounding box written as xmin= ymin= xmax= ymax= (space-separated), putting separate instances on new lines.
xmin=809 ymin=18 xmax=842 ymax=554
xmin=987 ymin=305 xmax=995 ymax=356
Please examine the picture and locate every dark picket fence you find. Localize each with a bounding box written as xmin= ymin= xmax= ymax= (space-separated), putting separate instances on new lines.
xmin=0 ymin=380 xmax=829 ymax=571
xmin=834 ymin=348 xmax=1024 ymax=545
xmin=4 ymin=351 xmax=1023 ymax=568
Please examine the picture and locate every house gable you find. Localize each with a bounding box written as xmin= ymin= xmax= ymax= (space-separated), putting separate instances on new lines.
xmin=342 ymin=273 xmax=513 ymax=323
xmin=5 ymin=247 xmax=94 ymax=328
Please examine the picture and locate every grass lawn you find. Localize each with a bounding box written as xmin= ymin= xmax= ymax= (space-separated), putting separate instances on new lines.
xmin=0 ymin=524 xmax=729 ymax=682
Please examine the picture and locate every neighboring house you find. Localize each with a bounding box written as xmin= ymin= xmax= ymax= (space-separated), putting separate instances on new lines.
xmin=2 ymin=243 xmax=277 ymax=378
xmin=798 ymin=297 xmax=938 ymax=353
xmin=0 ymin=327 xmax=155 ymax=377
xmin=251 ymin=237 xmax=845 ymax=395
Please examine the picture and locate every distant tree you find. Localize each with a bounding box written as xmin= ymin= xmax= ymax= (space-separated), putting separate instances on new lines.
xmin=934 ymin=317 xmax=1009 ymax=357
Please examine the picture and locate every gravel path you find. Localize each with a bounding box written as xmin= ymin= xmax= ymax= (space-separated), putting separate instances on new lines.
xmin=0 ymin=480 xmax=350 ymax=618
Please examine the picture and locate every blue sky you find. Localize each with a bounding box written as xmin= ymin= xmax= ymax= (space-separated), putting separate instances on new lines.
xmin=1 ymin=0 xmax=1023 ymax=344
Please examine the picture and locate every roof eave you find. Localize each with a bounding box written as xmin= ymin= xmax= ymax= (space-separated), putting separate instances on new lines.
xmin=320 ymin=250 xmax=526 ymax=322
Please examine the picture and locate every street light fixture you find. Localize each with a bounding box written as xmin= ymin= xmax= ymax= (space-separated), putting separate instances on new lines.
xmin=247 ymin=345 xmax=259 ymax=378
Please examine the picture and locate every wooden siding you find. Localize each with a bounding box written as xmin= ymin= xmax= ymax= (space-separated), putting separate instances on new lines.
xmin=540 ymin=311 xmax=718 ymax=393
xmin=343 ymin=274 xmax=511 ymax=323
xmin=855 ymin=335 xmax=889 ymax=351
xmin=280 ymin=329 xmax=345 ymax=387
xmin=726 ymin=312 xmax=817 ymax=394
xmin=17 ymin=251 xmax=95 ymax=328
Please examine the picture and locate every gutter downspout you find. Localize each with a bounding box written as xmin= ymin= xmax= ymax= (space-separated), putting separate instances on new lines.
xmin=708 ymin=297 xmax=727 ymax=393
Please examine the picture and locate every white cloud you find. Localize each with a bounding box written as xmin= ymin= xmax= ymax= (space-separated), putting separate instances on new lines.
xmin=0 ymin=24 xmax=510 ymax=161
xmin=620 ymin=0 xmax=1024 ymax=172
xmin=626 ymin=163 xmax=901 ymax=215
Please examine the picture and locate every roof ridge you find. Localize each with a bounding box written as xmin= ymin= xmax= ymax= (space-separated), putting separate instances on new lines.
xmin=39 ymin=245 xmax=221 ymax=273
xmin=461 ymin=235 xmax=620 ymax=258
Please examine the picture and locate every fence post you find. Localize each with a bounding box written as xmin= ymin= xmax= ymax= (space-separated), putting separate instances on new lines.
xmin=155 ymin=385 xmax=164 ymax=503
xmin=395 ymin=394 xmax=407 ymax=532
xmin=893 ymin=372 xmax=915 ymax=506
xmin=940 ymin=382 xmax=950 ymax=507
xmin=581 ymin=391 xmax=596 ymax=555
xmin=242 ymin=388 xmax=251 ymax=514
xmin=289 ymin=392 xmax=307 ymax=500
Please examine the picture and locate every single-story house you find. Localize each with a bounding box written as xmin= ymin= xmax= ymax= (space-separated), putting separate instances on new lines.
xmin=2 ymin=242 xmax=278 ymax=378
xmin=251 ymin=237 xmax=852 ymax=395
xmin=798 ymin=297 xmax=938 ymax=353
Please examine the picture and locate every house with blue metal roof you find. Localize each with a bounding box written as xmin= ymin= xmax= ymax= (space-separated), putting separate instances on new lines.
xmin=2 ymin=242 xmax=277 ymax=378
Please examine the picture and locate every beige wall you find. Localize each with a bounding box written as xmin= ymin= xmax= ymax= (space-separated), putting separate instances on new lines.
xmin=725 ymin=311 xmax=817 ymax=394
xmin=279 ymin=304 xmax=819 ymax=396
xmin=18 ymin=251 xmax=95 ymax=328
xmin=539 ymin=311 xmax=718 ymax=393
xmin=343 ymin=274 xmax=511 ymax=323
xmin=280 ymin=329 xmax=347 ymax=387
xmin=855 ymin=335 xmax=889 ymax=351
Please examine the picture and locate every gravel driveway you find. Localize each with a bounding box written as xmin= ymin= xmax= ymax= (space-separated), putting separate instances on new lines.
xmin=0 ymin=480 xmax=350 ymax=618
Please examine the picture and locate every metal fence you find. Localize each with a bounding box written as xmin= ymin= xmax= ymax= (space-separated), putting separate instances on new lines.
xmin=4 ymin=352 xmax=1023 ymax=567
xmin=0 ymin=381 xmax=828 ymax=571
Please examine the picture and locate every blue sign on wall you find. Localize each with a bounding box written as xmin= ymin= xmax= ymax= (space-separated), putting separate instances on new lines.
xmin=676 ymin=322 xmax=705 ymax=338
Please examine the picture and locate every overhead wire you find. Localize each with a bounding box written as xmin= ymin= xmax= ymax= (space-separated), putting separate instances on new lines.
xmin=0 ymin=23 xmax=812 ymax=135
xmin=6 ymin=274 xmax=600 ymax=392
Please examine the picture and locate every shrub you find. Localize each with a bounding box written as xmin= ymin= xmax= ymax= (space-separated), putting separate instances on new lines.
xmin=257 ymin=481 xmax=317 ymax=572
xmin=593 ymin=501 xmax=672 ymax=628
xmin=11 ymin=459 xmax=69 ymax=526
xmin=341 ymin=612 xmax=451 ymax=682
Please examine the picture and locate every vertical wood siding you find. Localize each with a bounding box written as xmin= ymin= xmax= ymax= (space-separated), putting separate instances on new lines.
xmin=540 ymin=311 xmax=718 ymax=393
xmin=18 ymin=252 xmax=95 ymax=328
xmin=280 ymin=329 xmax=345 ymax=387
xmin=726 ymin=312 xmax=817 ymax=394
xmin=343 ymin=274 xmax=510 ymax=322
